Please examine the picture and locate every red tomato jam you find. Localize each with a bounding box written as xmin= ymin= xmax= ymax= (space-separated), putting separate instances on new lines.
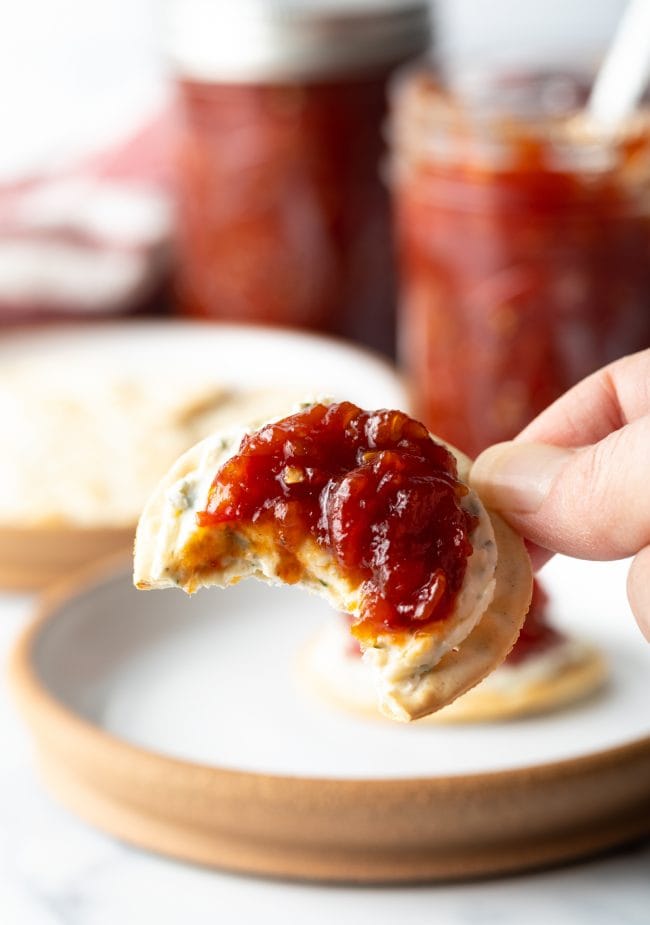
xmin=391 ymin=70 xmax=650 ymax=457
xmin=174 ymin=76 xmax=397 ymax=355
xmin=198 ymin=402 xmax=477 ymax=639
xmin=345 ymin=583 xmax=561 ymax=664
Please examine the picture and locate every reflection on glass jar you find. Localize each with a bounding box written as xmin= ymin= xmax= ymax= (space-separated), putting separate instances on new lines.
xmin=391 ymin=68 xmax=650 ymax=456
xmin=169 ymin=1 xmax=430 ymax=356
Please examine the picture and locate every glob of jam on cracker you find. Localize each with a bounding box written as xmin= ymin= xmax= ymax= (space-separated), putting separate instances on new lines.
xmin=198 ymin=402 xmax=477 ymax=640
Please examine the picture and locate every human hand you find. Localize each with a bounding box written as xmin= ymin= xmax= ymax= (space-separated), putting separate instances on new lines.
xmin=470 ymin=349 xmax=650 ymax=642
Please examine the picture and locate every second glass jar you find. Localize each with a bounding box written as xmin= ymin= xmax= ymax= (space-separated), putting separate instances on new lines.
xmin=390 ymin=67 xmax=650 ymax=456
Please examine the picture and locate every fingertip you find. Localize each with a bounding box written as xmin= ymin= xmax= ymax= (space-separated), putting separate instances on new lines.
xmin=471 ymin=441 xmax=573 ymax=515
xmin=470 ymin=442 xmax=518 ymax=504
xmin=627 ymin=547 xmax=650 ymax=642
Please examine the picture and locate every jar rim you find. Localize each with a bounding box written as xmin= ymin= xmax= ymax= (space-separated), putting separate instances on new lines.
xmin=167 ymin=0 xmax=431 ymax=83
xmin=389 ymin=63 xmax=650 ymax=174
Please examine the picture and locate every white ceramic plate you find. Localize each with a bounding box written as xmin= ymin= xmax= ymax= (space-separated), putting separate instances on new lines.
xmin=29 ymin=554 xmax=650 ymax=779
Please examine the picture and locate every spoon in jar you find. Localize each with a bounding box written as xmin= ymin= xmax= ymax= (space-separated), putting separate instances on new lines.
xmin=587 ymin=0 xmax=650 ymax=129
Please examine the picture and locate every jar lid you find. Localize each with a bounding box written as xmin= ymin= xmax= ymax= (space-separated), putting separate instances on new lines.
xmin=167 ymin=0 xmax=431 ymax=82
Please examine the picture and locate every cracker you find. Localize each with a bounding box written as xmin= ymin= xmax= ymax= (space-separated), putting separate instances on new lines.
xmin=379 ymin=512 xmax=532 ymax=720
xmin=299 ymin=623 xmax=606 ymax=723
xmin=134 ymin=413 xmax=533 ymax=722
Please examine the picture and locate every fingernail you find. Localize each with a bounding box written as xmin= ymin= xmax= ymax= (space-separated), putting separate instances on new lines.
xmin=470 ymin=442 xmax=574 ymax=514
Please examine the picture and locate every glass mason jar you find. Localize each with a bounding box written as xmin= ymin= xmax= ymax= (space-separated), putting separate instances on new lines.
xmin=390 ymin=67 xmax=650 ymax=456
xmin=167 ymin=0 xmax=430 ymax=356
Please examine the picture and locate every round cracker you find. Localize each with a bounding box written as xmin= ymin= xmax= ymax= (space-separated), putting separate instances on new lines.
xmin=134 ymin=437 xmax=213 ymax=589
xmin=299 ymin=625 xmax=606 ymax=724
xmin=134 ymin=418 xmax=533 ymax=721
xmin=436 ymin=644 xmax=607 ymax=721
xmin=379 ymin=511 xmax=532 ymax=721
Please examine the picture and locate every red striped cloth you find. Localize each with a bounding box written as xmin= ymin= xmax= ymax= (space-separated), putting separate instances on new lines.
xmin=0 ymin=115 xmax=173 ymax=322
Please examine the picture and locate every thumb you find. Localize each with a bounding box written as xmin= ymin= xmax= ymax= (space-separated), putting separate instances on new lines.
xmin=470 ymin=418 xmax=650 ymax=561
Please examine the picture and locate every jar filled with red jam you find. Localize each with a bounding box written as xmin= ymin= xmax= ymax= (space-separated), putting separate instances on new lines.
xmin=167 ymin=0 xmax=430 ymax=356
xmin=390 ymin=67 xmax=650 ymax=456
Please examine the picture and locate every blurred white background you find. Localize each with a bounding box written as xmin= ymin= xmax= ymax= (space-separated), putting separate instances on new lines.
xmin=0 ymin=0 xmax=631 ymax=179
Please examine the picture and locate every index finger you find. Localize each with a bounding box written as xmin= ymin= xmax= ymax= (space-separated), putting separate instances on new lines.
xmin=517 ymin=348 xmax=650 ymax=448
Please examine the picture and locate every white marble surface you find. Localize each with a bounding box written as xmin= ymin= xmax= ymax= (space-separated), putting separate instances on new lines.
xmin=1 ymin=591 xmax=648 ymax=925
